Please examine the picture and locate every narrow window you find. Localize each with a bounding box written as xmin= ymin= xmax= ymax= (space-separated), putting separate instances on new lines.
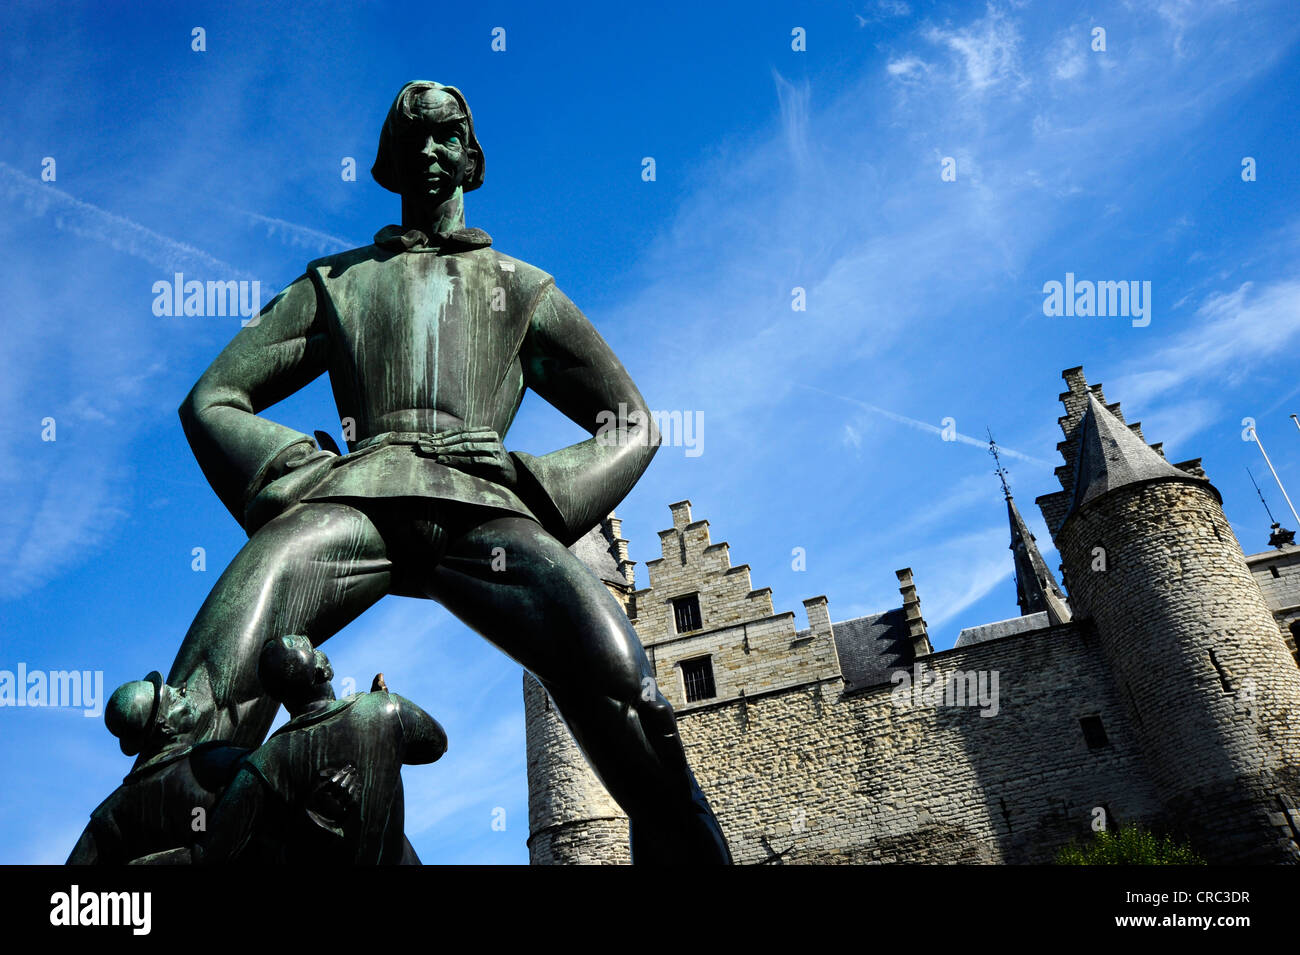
xmin=1270 ymin=566 xmax=1281 ymax=579
xmin=1080 ymin=715 xmax=1109 ymax=749
xmin=681 ymin=656 xmax=716 ymax=702
xmin=672 ymin=594 xmax=702 ymax=633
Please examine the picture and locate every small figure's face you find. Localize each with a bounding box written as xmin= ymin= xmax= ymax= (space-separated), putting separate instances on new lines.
xmin=394 ymin=88 xmax=471 ymax=207
xmin=158 ymin=683 xmax=197 ymax=738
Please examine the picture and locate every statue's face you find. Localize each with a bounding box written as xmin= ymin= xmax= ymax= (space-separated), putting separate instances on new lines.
xmin=158 ymin=683 xmax=197 ymax=738
xmin=394 ymin=88 xmax=471 ymax=208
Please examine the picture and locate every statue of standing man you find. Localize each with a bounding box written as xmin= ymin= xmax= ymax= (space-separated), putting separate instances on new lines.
xmin=158 ymin=81 xmax=730 ymax=863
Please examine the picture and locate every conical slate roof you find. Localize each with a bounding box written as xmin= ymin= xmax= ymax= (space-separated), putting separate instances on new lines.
xmin=1069 ymin=392 xmax=1205 ymax=515
xmin=1036 ymin=368 xmax=1219 ymax=540
xmin=1007 ymin=496 xmax=1072 ymax=625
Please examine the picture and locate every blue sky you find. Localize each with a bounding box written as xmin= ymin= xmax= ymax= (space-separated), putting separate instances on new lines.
xmin=2 ymin=0 xmax=1298 ymax=864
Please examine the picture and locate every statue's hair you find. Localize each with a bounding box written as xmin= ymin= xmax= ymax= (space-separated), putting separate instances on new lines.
xmin=258 ymin=635 xmax=317 ymax=704
xmin=371 ymin=81 xmax=485 ymax=195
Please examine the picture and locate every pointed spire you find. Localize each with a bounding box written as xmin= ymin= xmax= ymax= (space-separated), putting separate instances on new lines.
xmin=1069 ymin=392 xmax=1203 ymax=515
xmin=989 ymin=429 xmax=1072 ymax=625
xmin=1007 ymin=496 xmax=1073 ymax=625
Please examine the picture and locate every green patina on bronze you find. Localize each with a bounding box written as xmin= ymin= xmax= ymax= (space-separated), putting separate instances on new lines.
xmin=73 ymin=80 xmax=732 ymax=865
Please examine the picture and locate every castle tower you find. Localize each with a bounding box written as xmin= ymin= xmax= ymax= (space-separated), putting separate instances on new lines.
xmin=1037 ymin=368 xmax=1300 ymax=862
xmin=523 ymin=516 xmax=633 ymax=864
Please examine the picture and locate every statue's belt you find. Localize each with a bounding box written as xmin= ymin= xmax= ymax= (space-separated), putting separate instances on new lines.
xmin=300 ymin=429 xmax=537 ymax=519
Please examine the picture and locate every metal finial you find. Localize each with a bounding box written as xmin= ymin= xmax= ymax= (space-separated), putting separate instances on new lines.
xmin=988 ymin=427 xmax=1011 ymax=501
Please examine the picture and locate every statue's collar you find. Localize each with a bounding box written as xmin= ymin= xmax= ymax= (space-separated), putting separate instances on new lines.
xmin=270 ymin=695 xmax=361 ymax=737
xmin=373 ymin=224 xmax=493 ymax=254
xmin=122 ymin=742 xmax=195 ymax=782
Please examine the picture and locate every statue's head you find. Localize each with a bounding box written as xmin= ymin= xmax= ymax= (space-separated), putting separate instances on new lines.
xmin=258 ymin=634 xmax=335 ymax=708
xmin=372 ymin=81 xmax=485 ymax=205
xmin=105 ymin=672 xmax=198 ymax=756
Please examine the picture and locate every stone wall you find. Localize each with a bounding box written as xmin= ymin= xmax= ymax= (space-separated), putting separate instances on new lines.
xmin=611 ymin=623 xmax=1157 ymax=865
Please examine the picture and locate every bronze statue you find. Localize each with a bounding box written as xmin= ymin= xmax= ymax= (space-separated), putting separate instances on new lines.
xmin=70 ymin=642 xmax=431 ymax=864
xmin=149 ymin=81 xmax=730 ymax=863
xmin=67 ymin=673 xmax=248 ymax=864
xmin=195 ymin=636 xmax=441 ymax=864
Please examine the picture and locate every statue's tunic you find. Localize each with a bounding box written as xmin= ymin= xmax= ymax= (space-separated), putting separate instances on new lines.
xmin=201 ymin=692 xmax=445 ymax=865
xmin=68 ymin=742 xmax=248 ymax=864
xmin=179 ymin=226 xmax=659 ymax=546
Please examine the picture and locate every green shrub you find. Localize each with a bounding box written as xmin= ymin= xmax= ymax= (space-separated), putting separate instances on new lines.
xmin=1055 ymin=824 xmax=1205 ymax=865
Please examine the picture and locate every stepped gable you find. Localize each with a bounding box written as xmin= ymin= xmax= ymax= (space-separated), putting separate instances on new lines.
xmin=1036 ymin=367 xmax=1212 ymax=540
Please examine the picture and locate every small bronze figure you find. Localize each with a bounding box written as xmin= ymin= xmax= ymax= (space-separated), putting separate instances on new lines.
xmin=195 ymin=637 xmax=441 ymax=864
xmin=67 ymin=673 xmax=247 ymax=864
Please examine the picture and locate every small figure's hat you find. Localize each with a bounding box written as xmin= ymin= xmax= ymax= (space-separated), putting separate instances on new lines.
xmin=372 ymin=81 xmax=486 ymax=195
xmin=104 ymin=672 xmax=163 ymax=756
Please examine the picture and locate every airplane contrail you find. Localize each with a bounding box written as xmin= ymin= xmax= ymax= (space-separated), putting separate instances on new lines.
xmin=0 ymin=160 xmax=253 ymax=278
xmin=796 ymin=383 xmax=1053 ymax=466
xmin=237 ymin=210 xmax=356 ymax=255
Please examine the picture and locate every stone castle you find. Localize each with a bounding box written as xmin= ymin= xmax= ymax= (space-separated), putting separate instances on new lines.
xmin=524 ymin=367 xmax=1300 ymax=864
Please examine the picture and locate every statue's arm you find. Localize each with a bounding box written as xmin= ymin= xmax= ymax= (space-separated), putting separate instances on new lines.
xmin=66 ymin=822 xmax=105 ymax=865
xmin=393 ymin=694 xmax=449 ymax=765
xmin=178 ymin=275 xmax=332 ymax=532
xmin=511 ymin=284 xmax=661 ymax=546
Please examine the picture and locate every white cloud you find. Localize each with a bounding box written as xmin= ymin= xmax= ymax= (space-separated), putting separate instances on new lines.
xmin=1048 ymin=26 xmax=1089 ymax=81
xmin=0 ymin=456 xmax=128 ymax=599
xmin=921 ymin=4 xmax=1027 ymax=94
xmin=1110 ymin=278 xmax=1300 ymax=410
xmin=886 ymin=55 xmax=929 ymax=79
xmin=858 ymin=0 xmax=912 ymax=26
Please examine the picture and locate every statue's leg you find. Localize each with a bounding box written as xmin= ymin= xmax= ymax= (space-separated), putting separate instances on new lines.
xmin=163 ymin=501 xmax=392 ymax=750
xmin=424 ymin=511 xmax=732 ymax=864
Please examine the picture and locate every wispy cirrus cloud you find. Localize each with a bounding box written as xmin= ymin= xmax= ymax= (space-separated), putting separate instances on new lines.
xmin=0 ymin=163 xmax=345 ymax=600
xmin=920 ymin=4 xmax=1028 ymax=95
xmin=1110 ymin=278 xmax=1300 ymax=410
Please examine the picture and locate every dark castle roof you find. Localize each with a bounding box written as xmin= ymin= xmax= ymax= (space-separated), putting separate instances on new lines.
xmin=1007 ymin=496 xmax=1072 ymax=624
xmin=797 ymin=609 xmax=913 ymax=691
xmin=1069 ymin=392 xmax=1203 ymax=515
xmin=1037 ymin=369 xmax=1217 ymax=540
xmin=569 ymin=521 xmax=630 ymax=588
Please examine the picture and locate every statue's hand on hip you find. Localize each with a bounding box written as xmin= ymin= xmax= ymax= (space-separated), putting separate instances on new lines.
xmin=243 ymin=443 xmax=338 ymax=535
xmin=419 ymin=427 xmax=518 ymax=488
